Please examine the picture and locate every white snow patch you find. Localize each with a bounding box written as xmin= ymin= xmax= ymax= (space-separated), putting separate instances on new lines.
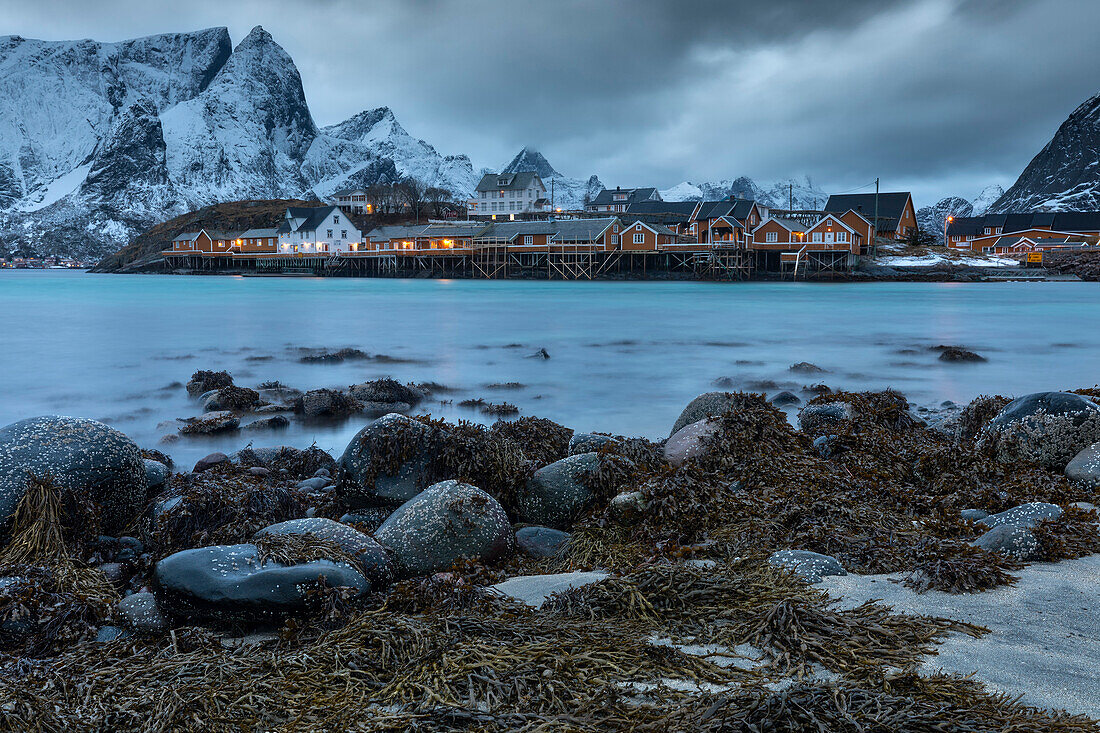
xmin=15 ymin=164 xmax=92 ymax=212
xmin=490 ymin=570 xmax=608 ymax=608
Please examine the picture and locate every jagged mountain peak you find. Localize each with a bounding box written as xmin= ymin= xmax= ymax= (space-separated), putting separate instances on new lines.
xmin=501 ymin=147 xmax=561 ymax=179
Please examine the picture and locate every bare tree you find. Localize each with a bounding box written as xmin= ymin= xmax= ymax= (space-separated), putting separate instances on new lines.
xmin=367 ymin=184 xmax=389 ymax=215
xmin=396 ymin=177 xmax=425 ymax=222
xmin=424 ymin=187 xmax=451 ymax=218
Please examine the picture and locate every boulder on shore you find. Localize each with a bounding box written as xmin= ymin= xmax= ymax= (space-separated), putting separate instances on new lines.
xmin=515 ymin=526 xmax=571 ymax=558
xmin=0 ymin=416 xmax=147 ymax=533
xmin=154 ymin=543 xmax=371 ymax=621
xmin=336 ymin=413 xmax=445 ymax=508
xmin=568 ymin=433 xmax=616 ymax=455
xmin=517 ymin=452 xmax=600 ymax=529
xmin=1066 ymin=441 xmax=1100 ymax=488
xmin=144 ymin=458 xmax=170 ymax=490
xmin=798 ymin=402 xmax=855 ymax=436
xmin=973 ymin=524 xmax=1040 ymax=561
xmin=664 ymin=418 xmax=721 ymax=467
xmin=373 ymin=480 xmax=514 ymax=576
xmin=768 ymin=549 xmax=847 ymax=583
xmin=979 ymin=392 xmax=1100 ymax=470
xmin=976 ymin=502 xmax=1063 ymax=531
xmin=254 ymin=517 xmax=394 ymax=586
xmin=670 ymin=392 xmax=742 ymax=437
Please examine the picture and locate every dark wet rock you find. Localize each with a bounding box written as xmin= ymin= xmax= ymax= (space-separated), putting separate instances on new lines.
xmin=979 ymin=392 xmax=1100 ymax=470
xmin=770 ymin=391 xmax=801 ymax=407
xmin=670 ymin=392 xmax=744 ymax=437
xmin=487 ymin=382 xmax=525 ymax=390
xmin=517 ymin=452 xmax=600 ymax=529
xmin=247 ymin=466 xmax=270 ymax=477
xmin=0 ymin=416 xmax=147 ymax=533
xmin=180 ymin=411 xmax=240 ymax=435
xmin=374 ymin=480 xmax=514 ymax=576
xmin=481 ymin=402 xmax=520 ymax=417
xmin=144 ymin=458 xmax=170 ymax=490
xmin=201 ymin=385 xmax=262 ymax=412
xmin=95 ymin=625 xmax=131 ymax=642
xmin=186 ymin=370 xmax=233 ymax=397
xmin=154 ymin=543 xmax=370 ymax=621
xmin=255 ymin=386 xmax=303 ymax=406
xmin=527 ymin=348 xmax=550 ymax=359
xmin=933 ymin=345 xmax=986 ymax=362
xmin=813 ymin=434 xmax=838 ymax=458
xmin=117 ymin=591 xmax=167 ymax=633
xmin=296 ymin=476 xmax=330 ymax=491
xmin=515 ymin=526 xmax=571 ymax=558
xmin=193 ymin=452 xmax=230 ymax=473
xmin=233 ymin=445 xmax=336 ymax=480
xmin=299 ymin=347 xmax=370 ymax=363
xmin=336 ymin=413 xmax=446 ymax=508
xmin=609 ymin=490 xmax=648 ymax=524
xmin=568 ymin=433 xmax=616 ymax=455
xmin=664 ymin=418 xmax=720 ymax=467
xmin=959 ymin=508 xmax=990 ymax=522
xmin=314 ymin=468 xmax=330 ymax=478
xmin=348 ymin=379 xmax=425 ymax=408
xmin=359 ymin=400 xmax=413 ymax=417
xmin=768 ymin=550 xmax=847 ymax=583
xmin=973 ymin=524 xmax=1040 ymax=561
xmin=1066 ymin=441 xmax=1100 ymax=487
xmin=339 ymin=507 xmax=392 ymax=534
xmin=296 ymin=389 xmax=363 ymax=417
xmin=116 ymin=536 xmax=144 ymax=562
xmin=976 ymin=502 xmax=1063 ymax=530
xmin=254 ymin=517 xmax=394 ymax=586
xmin=789 ymin=362 xmax=827 ymax=374
xmin=798 ymin=402 xmax=855 ymax=436
xmin=242 ymin=415 xmax=290 ymax=431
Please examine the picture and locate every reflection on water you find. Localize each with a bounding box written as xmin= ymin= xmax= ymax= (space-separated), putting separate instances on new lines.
xmin=1 ymin=270 xmax=1097 ymax=467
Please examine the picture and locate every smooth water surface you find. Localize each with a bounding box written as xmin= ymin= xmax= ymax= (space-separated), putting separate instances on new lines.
xmin=1 ymin=270 xmax=1097 ymax=467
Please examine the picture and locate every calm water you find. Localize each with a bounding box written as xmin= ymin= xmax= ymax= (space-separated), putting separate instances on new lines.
xmin=1 ymin=270 xmax=1097 ymax=467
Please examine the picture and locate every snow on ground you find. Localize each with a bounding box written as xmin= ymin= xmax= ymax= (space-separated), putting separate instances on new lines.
xmin=15 ymin=164 xmax=92 ymax=212
xmin=820 ymin=555 xmax=1100 ymax=717
xmin=876 ymin=251 xmax=1018 ymax=267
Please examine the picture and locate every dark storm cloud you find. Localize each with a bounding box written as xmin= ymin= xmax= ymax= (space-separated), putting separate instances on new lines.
xmin=6 ymin=0 xmax=1100 ymax=202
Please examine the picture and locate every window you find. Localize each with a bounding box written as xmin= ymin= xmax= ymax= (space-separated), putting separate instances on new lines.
xmin=334 ymin=216 xmax=340 ymax=224
xmin=836 ymin=231 xmax=847 ymax=242
xmin=327 ymin=229 xmax=333 ymax=238
xmin=341 ymin=230 xmax=347 ymax=239
xmin=984 ymin=228 xmax=992 ymax=235
xmin=766 ymin=231 xmax=778 ymax=243
xmin=481 ymin=191 xmax=486 ymax=199
xmin=612 ymin=235 xmax=620 ymax=245
xmin=633 ymin=233 xmax=645 ymax=244
xmin=812 ymin=232 xmax=823 ymax=242
xmin=524 ymin=235 xmax=533 ymax=245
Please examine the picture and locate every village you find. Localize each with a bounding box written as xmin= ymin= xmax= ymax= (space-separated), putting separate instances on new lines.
xmin=156 ymin=168 xmax=1100 ymax=280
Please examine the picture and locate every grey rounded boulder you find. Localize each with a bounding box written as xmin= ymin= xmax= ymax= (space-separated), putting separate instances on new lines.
xmin=569 ymin=433 xmax=616 ymax=455
xmin=979 ymin=392 xmax=1100 ymax=470
xmin=254 ymin=517 xmax=394 ymax=587
xmin=976 ymin=502 xmax=1062 ymax=530
xmin=973 ymin=524 xmax=1040 ymax=561
xmin=798 ymin=402 xmax=855 ymax=436
xmin=515 ymin=526 xmax=571 ymax=558
xmin=664 ymin=418 xmax=721 ymax=467
xmin=517 ymin=452 xmax=600 ymax=529
xmin=337 ymin=413 xmax=446 ymax=508
xmin=154 ymin=543 xmax=371 ymax=621
xmin=117 ymin=591 xmax=167 ymax=633
xmin=374 ymin=480 xmax=514 ymax=576
xmin=1066 ymin=441 xmax=1100 ymax=488
xmin=144 ymin=458 xmax=170 ymax=490
xmin=670 ymin=392 xmax=742 ymax=437
xmin=768 ymin=550 xmax=847 ymax=583
xmin=0 ymin=416 xmax=147 ymax=533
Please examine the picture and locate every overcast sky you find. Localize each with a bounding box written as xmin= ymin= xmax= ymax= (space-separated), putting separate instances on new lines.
xmin=7 ymin=0 xmax=1100 ymax=204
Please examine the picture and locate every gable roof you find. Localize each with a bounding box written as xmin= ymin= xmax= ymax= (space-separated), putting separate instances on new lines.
xmin=239 ymin=228 xmax=279 ymax=239
xmin=626 ymin=200 xmax=699 ymax=216
xmin=473 ymin=220 xmax=557 ymax=242
xmin=173 ymin=230 xmax=207 ymax=242
xmin=589 ymin=187 xmax=660 ymax=207
xmin=475 ymin=171 xmax=543 ymax=193
xmin=824 ymin=193 xmax=912 ymax=232
xmin=551 ymin=217 xmax=618 ymax=242
xmin=806 ymin=214 xmax=856 ymax=234
xmin=623 ymin=219 xmax=678 ymax=237
xmin=757 ymin=217 xmax=807 ymax=234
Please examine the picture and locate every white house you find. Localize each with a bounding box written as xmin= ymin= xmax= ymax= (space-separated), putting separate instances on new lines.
xmin=470 ymin=171 xmax=548 ymax=218
xmin=276 ymin=206 xmax=364 ymax=255
xmin=330 ymin=188 xmax=371 ymax=215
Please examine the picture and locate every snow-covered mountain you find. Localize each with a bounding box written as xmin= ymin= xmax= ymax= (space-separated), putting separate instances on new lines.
xmin=970 ymin=185 xmax=1004 ymax=216
xmin=659 ymin=175 xmax=828 ymax=210
xmin=916 ymin=196 xmax=973 ymax=244
xmin=498 ymin=147 xmax=602 ymax=210
xmin=0 ymin=26 xmax=478 ymax=257
xmin=991 ymin=91 xmax=1100 ymax=212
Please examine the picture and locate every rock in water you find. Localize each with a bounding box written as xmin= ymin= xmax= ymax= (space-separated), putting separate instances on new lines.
xmin=186 ymin=370 xmax=233 ymax=397
xmin=0 ymin=416 xmax=147 ymax=533
xmin=193 ymin=452 xmax=230 ymax=473
xmin=664 ymin=418 xmax=721 ymax=467
xmin=768 ymin=550 xmax=847 ymax=583
xmin=515 ymin=526 xmax=571 ymax=558
xmin=154 ymin=543 xmax=370 ymax=621
xmin=798 ymin=402 xmax=855 ymax=436
xmin=670 ymin=392 xmax=742 ymax=437
xmin=336 ymin=413 xmax=445 ymax=507
xmin=769 ymin=391 xmax=801 ymax=406
xmin=979 ymin=392 xmax=1100 ymax=470
xmin=373 ymin=480 xmax=513 ymax=576
xmin=180 ymin=411 xmax=240 ymax=434
xmin=977 ymin=502 xmax=1063 ymax=530
xmin=517 ymin=452 xmax=600 ymax=529
xmin=1066 ymin=441 xmax=1100 ymax=487
xmin=254 ymin=517 xmax=394 ymax=586
xmin=936 ymin=346 xmax=986 ymax=363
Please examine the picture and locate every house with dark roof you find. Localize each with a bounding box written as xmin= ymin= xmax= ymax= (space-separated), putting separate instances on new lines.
xmin=165 ymin=230 xmax=215 ymax=256
xmin=235 ymin=228 xmax=280 ymax=254
xmin=824 ymin=192 xmax=916 ymax=240
xmin=586 ymin=186 xmax=662 ymax=213
xmin=471 ymin=171 xmax=548 ymax=218
xmin=330 ymin=188 xmax=372 ymax=215
xmin=689 ymin=198 xmax=766 ymax=245
xmin=947 ymin=211 xmax=1100 ymax=252
xmin=276 ymin=205 xmax=363 ymax=254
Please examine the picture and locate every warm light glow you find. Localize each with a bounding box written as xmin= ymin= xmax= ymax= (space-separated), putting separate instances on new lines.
xmin=947 ymin=216 xmax=955 ymax=222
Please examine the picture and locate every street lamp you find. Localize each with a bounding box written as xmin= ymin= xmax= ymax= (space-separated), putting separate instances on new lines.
xmin=944 ymin=215 xmax=954 ymax=247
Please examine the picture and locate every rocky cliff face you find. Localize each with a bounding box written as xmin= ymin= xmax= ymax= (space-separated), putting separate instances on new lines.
xmin=916 ymin=196 xmax=974 ymax=244
xmin=0 ymin=27 xmax=480 ymax=258
xmin=992 ymin=93 xmax=1100 ymax=212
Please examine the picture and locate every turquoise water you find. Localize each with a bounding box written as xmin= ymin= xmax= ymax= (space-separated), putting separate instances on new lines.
xmin=1 ymin=270 xmax=1098 ymax=467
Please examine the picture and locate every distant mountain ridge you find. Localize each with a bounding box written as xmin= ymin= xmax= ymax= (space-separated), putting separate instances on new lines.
xmin=499 ymin=147 xmax=603 ymax=210
xmin=659 ymin=175 xmax=828 ymax=210
xmin=0 ymin=26 xmax=476 ymax=257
